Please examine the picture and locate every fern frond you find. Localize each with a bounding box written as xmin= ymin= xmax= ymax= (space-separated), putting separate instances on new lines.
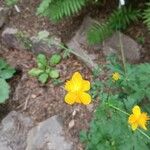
xmin=87 ymin=22 xmax=113 ymax=44
xmin=143 ymin=2 xmax=150 ymax=30
xmin=37 ymin=0 xmax=87 ymax=21
xmin=88 ymin=7 xmax=140 ymax=44
xmin=109 ymin=6 xmax=141 ymax=30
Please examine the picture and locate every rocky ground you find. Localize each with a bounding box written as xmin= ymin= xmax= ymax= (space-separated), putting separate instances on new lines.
xmin=0 ymin=0 xmax=149 ymax=150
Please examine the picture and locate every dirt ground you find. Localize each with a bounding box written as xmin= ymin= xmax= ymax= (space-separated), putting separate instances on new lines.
xmin=0 ymin=0 xmax=150 ymax=149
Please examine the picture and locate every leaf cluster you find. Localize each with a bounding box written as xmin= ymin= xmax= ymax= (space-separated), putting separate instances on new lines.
xmin=80 ymin=100 xmax=150 ymax=150
xmin=83 ymin=55 xmax=150 ymax=149
xmin=37 ymin=0 xmax=88 ymax=22
xmin=108 ymin=55 xmax=150 ymax=110
xmin=28 ymin=53 xmax=61 ymax=84
xmin=0 ymin=58 xmax=15 ymax=103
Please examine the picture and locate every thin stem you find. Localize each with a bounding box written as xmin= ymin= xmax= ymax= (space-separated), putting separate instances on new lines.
xmin=137 ymin=128 xmax=150 ymax=140
xmin=107 ymin=103 xmax=129 ymax=116
xmin=118 ymin=32 xmax=126 ymax=74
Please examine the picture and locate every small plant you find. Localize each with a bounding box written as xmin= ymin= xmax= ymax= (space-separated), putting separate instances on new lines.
xmin=28 ymin=53 xmax=61 ymax=84
xmin=0 ymin=58 xmax=15 ymax=103
xmin=80 ymin=54 xmax=150 ymax=149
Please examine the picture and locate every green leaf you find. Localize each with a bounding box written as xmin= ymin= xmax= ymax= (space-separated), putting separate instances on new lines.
xmin=0 ymin=78 xmax=10 ymax=103
xmin=80 ymin=131 xmax=88 ymax=142
xmin=49 ymin=69 xmax=59 ymax=79
xmin=0 ymin=66 xmax=15 ymax=79
xmin=0 ymin=59 xmax=7 ymax=69
xmin=28 ymin=68 xmax=44 ymax=77
xmin=38 ymin=73 xmax=49 ymax=83
xmin=37 ymin=54 xmax=47 ymax=69
xmin=49 ymin=54 xmax=61 ymax=65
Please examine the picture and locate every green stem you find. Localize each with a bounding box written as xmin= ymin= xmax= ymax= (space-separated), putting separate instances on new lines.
xmin=118 ymin=32 xmax=127 ymax=74
xmin=107 ymin=103 xmax=129 ymax=116
xmin=137 ymin=128 xmax=150 ymax=140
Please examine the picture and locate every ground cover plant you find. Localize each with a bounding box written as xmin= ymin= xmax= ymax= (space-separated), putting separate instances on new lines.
xmin=28 ymin=53 xmax=61 ymax=84
xmin=79 ymin=54 xmax=150 ymax=149
xmin=0 ymin=58 xmax=15 ymax=103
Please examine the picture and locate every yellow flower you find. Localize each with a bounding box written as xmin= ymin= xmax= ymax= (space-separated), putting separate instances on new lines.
xmin=64 ymin=72 xmax=91 ymax=105
xmin=128 ymin=105 xmax=150 ymax=131
xmin=112 ymin=72 xmax=121 ymax=81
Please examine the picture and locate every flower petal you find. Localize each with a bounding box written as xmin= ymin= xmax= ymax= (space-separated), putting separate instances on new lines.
xmin=138 ymin=113 xmax=149 ymax=130
xmin=132 ymin=105 xmax=141 ymax=117
xmin=65 ymin=92 xmax=76 ymax=105
xmin=128 ymin=114 xmax=137 ymax=124
xmin=131 ymin=122 xmax=138 ymax=131
xmin=82 ymin=80 xmax=90 ymax=91
xmin=72 ymin=72 xmax=82 ymax=82
xmin=79 ymin=92 xmax=91 ymax=105
xmin=71 ymin=72 xmax=83 ymax=91
xmin=65 ymin=81 xmax=72 ymax=92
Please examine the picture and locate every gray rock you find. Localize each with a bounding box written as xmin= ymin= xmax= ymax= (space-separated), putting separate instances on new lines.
xmin=67 ymin=16 xmax=99 ymax=70
xmin=0 ymin=7 xmax=10 ymax=28
xmin=26 ymin=115 xmax=73 ymax=150
xmin=31 ymin=31 xmax=62 ymax=56
xmin=1 ymin=28 xmax=32 ymax=50
xmin=0 ymin=111 xmax=34 ymax=150
xmin=1 ymin=28 xmax=61 ymax=55
xmin=67 ymin=16 xmax=141 ymax=66
xmin=102 ymin=31 xmax=141 ymax=63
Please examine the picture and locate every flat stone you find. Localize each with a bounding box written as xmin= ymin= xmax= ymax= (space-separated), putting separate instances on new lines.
xmin=67 ymin=16 xmax=141 ymax=66
xmin=1 ymin=28 xmax=31 ymax=50
xmin=102 ymin=31 xmax=141 ymax=63
xmin=67 ymin=16 xmax=99 ymax=70
xmin=0 ymin=7 xmax=10 ymax=28
xmin=31 ymin=31 xmax=62 ymax=56
xmin=0 ymin=111 xmax=34 ymax=150
xmin=26 ymin=115 xmax=73 ymax=150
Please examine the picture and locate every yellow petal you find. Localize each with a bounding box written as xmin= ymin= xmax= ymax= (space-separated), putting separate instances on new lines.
xmin=79 ymin=92 xmax=91 ymax=105
xmin=72 ymin=72 xmax=82 ymax=82
xmin=128 ymin=114 xmax=137 ymax=124
xmin=131 ymin=123 xmax=138 ymax=131
xmin=138 ymin=113 xmax=149 ymax=130
xmin=82 ymin=80 xmax=90 ymax=91
xmin=65 ymin=81 xmax=72 ymax=92
xmin=71 ymin=72 xmax=83 ymax=91
xmin=65 ymin=92 xmax=76 ymax=105
xmin=132 ymin=105 xmax=141 ymax=117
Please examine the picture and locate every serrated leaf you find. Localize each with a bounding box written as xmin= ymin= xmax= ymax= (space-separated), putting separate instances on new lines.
xmin=49 ymin=54 xmax=61 ymax=65
xmin=28 ymin=68 xmax=44 ymax=77
xmin=37 ymin=54 xmax=47 ymax=69
xmin=80 ymin=131 xmax=88 ymax=142
xmin=0 ymin=78 xmax=10 ymax=103
xmin=49 ymin=69 xmax=59 ymax=79
xmin=38 ymin=73 xmax=49 ymax=84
